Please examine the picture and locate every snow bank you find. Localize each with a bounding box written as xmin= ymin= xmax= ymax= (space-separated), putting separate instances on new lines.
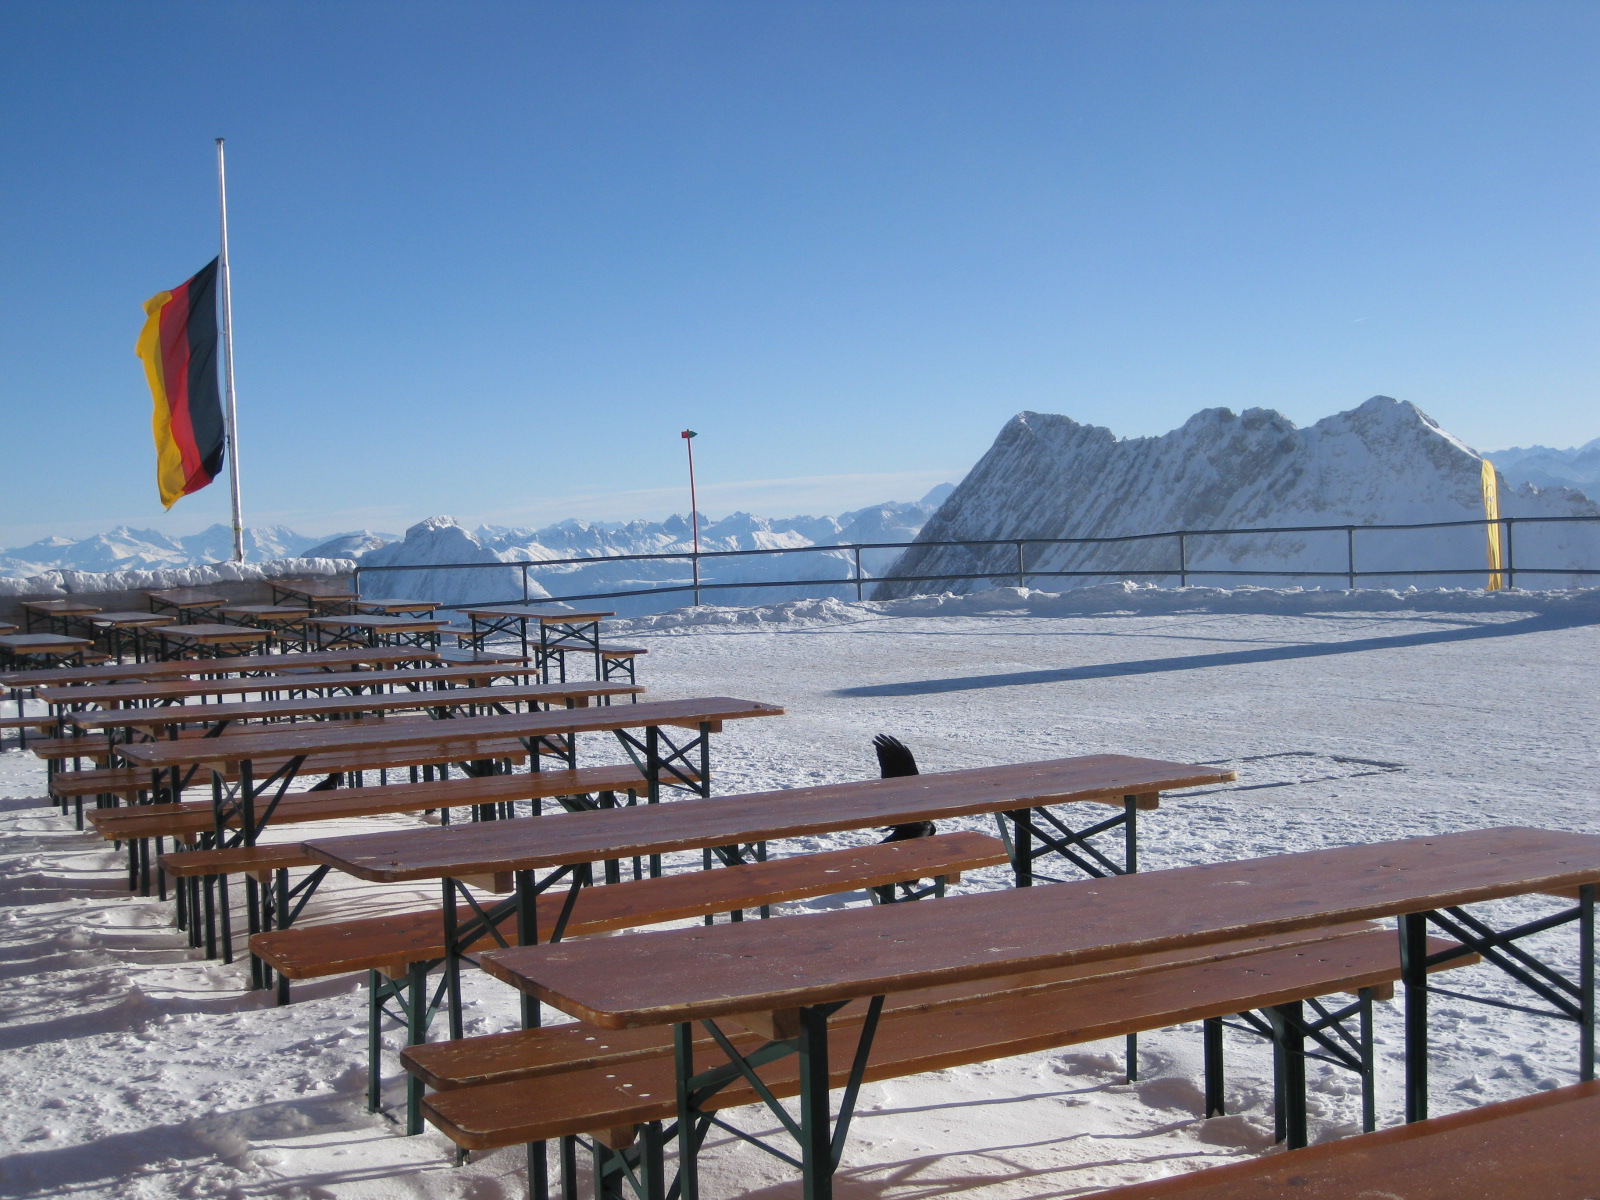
xmin=0 ymin=558 xmax=357 ymax=598
xmin=614 ymin=581 xmax=1600 ymax=633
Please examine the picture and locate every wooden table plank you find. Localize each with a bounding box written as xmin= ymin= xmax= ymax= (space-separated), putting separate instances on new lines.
xmin=1 ymin=645 xmax=437 ymax=689
xmin=460 ymin=606 xmax=615 ymax=624
xmin=34 ymin=660 xmax=531 ymax=708
xmin=306 ymin=755 xmax=1232 ymax=882
xmin=113 ymin=695 xmax=784 ymax=767
xmin=69 ymin=679 xmax=645 ymax=731
xmin=477 ymin=826 xmax=1600 ymax=1029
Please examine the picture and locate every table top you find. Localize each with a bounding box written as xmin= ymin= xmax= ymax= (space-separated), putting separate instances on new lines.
xmin=89 ymin=611 xmax=175 ymax=627
xmin=306 ymin=754 xmax=1232 ymax=883
xmin=479 ymin=825 xmax=1600 ymax=1030
xmin=217 ymin=605 xmax=311 ymax=619
xmin=0 ymin=633 xmax=92 ymax=651
xmin=273 ymin=579 xmax=359 ymax=600
xmin=355 ymin=598 xmax=440 ymax=613
xmin=461 ymin=606 xmax=615 ymax=624
xmin=5 ymin=646 xmax=436 ymax=690
xmin=154 ymin=623 xmax=271 ymax=641
xmin=20 ymin=599 xmax=100 ymax=614
xmin=70 ymin=679 xmax=646 ymax=731
xmin=115 ymin=694 xmax=784 ymax=768
xmin=145 ymin=588 xmax=227 ymax=606
xmin=307 ymin=614 xmax=447 ymax=630
xmin=35 ymin=659 xmax=534 ymax=708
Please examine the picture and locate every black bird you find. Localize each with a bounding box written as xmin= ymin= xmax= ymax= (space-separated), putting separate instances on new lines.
xmin=873 ymin=734 xmax=936 ymax=841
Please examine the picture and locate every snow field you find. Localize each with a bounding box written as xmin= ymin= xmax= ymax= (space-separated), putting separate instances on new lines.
xmin=0 ymin=589 xmax=1595 ymax=1198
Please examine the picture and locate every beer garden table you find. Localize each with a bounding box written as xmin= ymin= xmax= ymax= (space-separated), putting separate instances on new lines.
xmin=460 ymin=606 xmax=615 ymax=678
xmin=476 ymin=825 xmax=1600 ymax=1200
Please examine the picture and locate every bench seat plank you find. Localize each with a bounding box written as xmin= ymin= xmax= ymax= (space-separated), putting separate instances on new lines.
xmin=139 ymin=765 xmax=656 ymax=849
xmin=250 ymin=833 xmax=1010 ymax=980
xmin=423 ymin=929 xmax=1462 ymax=1149
xmin=404 ymin=922 xmax=1386 ymax=1091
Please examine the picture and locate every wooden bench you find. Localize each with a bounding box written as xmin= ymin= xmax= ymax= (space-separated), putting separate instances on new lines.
xmin=145 ymin=764 xmax=654 ymax=957
xmin=262 ymin=832 xmax=1010 ymax=1127
xmin=414 ymin=926 xmax=1471 ymax=1183
xmin=1091 ymin=1078 xmax=1600 ymax=1198
xmin=0 ymin=713 xmax=58 ymax=748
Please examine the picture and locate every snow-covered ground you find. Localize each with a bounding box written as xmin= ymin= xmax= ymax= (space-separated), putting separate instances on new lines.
xmin=1 ymin=585 xmax=1596 ymax=1199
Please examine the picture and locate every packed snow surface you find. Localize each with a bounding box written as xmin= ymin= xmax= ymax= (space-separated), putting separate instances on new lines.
xmin=0 ymin=584 xmax=1596 ymax=1199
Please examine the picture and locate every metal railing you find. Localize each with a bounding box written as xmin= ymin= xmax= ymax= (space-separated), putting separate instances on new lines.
xmin=352 ymin=513 xmax=1600 ymax=612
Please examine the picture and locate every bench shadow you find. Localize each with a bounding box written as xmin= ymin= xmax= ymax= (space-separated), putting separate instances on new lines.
xmin=834 ymin=614 xmax=1585 ymax=697
xmin=0 ymin=1093 xmax=386 ymax=1198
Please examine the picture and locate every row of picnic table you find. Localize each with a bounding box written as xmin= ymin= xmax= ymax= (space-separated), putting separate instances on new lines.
xmin=0 ymin=579 xmax=643 ymax=685
xmin=10 ymin=640 xmax=1599 ymax=1198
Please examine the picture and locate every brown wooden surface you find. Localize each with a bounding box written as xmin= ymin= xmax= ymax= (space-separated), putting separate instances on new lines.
xmin=355 ymin=598 xmax=440 ymax=613
xmin=425 ymin=929 xmax=1457 ymax=1150
xmin=49 ymin=738 xmax=535 ymax=798
xmin=307 ymin=755 xmax=1224 ymax=884
xmin=114 ymin=695 xmax=783 ymax=769
xmin=87 ymin=611 xmax=173 ymax=627
xmin=308 ymin=614 xmax=447 ymax=633
xmin=34 ymin=660 xmax=529 ymax=708
xmin=1094 ymin=1080 xmax=1600 ymax=1199
xmin=20 ymin=599 xmax=101 ymax=615
xmin=460 ymin=606 xmax=615 ymax=624
xmin=217 ymin=605 xmax=311 ymax=621
xmin=480 ymin=826 xmax=1600 ymax=1030
xmin=253 ymin=833 xmax=1009 ymax=979
xmin=153 ymin=623 xmax=271 ymax=644
xmin=406 ymin=922 xmax=1384 ymax=1091
xmin=116 ymin=764 xmax=654 ymax=841
xmin=0 ymin=634 xmax=93 ymax=653
xmin=68 ymin=680 xmax=644 ymax=731
xmin=273 ymin=580 xmax=359 ymax=600
xmin=3 ymin=646 xmax=435 ymax=690
xmin=145 ymin=588 xmax=227 ymax=607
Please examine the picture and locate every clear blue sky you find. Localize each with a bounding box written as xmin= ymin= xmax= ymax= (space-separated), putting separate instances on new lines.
xmin=2 ymin=0 xmax=1595 ymax=545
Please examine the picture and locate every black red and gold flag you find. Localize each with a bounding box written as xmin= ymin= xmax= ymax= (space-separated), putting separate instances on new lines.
xmin=135 ymin=258 xmax=225 ymax=508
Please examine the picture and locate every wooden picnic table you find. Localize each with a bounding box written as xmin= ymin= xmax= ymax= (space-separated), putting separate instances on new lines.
xmin=153 ymin=623 xmax=272 ymax=660
xmin=20 ymin=598 xmax=100 ymax=633
xmin=307 ymin=613 xmax=447 ymax=649
xmin=116 ymin=695 xmax=785 ymax=843
xmin=69 ymin=679 xmax=645 ymax=739
xmin=355 ymin=597 xmax=441 ymax=615
xmin=145 ymin=587 xmax=228 ymax=621
xmin=34 ymin=660 xmax=538 ymax=712
xmin=217 ymin=604 xmax=311 ymax=627
xmin=0 ymin=632 xmax=95 ymax=668
xmin=270 ymin=578 xmax=360 ymax=613
xmin=460 ymin=605 xmax=615 ymax=676
xmin=86 ymin=611 xmax=174 ymax=662
xmin=0 ymin=645 xmax=438 ymax=692
xmin=477 ymin=825 xmax=1600 ymax=1200
xmin=308 ymin=754 xmax=1229 ymax=886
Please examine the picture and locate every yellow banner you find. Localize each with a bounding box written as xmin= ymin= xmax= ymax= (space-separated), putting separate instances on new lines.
xmin=1481 ymin=459 xmax=1503 ymax=591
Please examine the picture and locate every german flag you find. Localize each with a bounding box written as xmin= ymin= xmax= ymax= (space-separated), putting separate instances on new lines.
xmin=136 ymin=258 xmax=225 ymax=508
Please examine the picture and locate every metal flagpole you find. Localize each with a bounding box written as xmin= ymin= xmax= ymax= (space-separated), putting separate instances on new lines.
xmin=215 ymin=138 xmax=246 ymax=562
xmin=681 ymin=430 xmax=700 ymax=605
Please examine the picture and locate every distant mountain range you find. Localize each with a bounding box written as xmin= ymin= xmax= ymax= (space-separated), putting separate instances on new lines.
xmin=0 ymin=488 xmax=956 ymax=601
xmin=1485 ymin=439 xmax=1600 ymax=497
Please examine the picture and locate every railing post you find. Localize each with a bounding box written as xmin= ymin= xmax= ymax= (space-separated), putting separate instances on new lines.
xmin=1178 ymin=533 xmax=1187 ymax=588
xmin=1347 ymin=526 xmax=1356 ymax=590
xmin=522 ymin=563 xmax=530 ymax=603
xmin=854 ymin=547 xmax=864 ymax=602
xmin=692 ymin=550 xmax=701 ymax=607
xmin=1504 ymin=518 xmax=1515 ymax=589
xmin=1015 ymin=542 xmax=1025 ymax=589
